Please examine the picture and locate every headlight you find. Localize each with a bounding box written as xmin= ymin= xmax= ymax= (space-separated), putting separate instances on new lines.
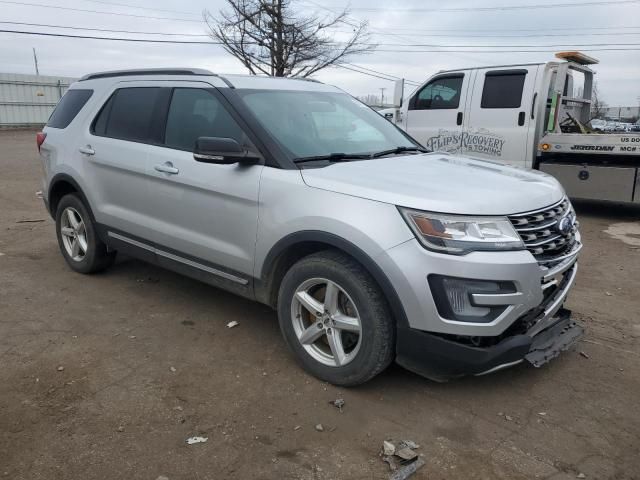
xmin=398 ymin=207 xmax=524 ymax=255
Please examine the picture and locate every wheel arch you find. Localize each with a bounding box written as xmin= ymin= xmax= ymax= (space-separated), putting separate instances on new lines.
xmin=256 ymin=231 xmax=409 ymax=328
xmin=48 ymin=173 xmax=96 ymax=223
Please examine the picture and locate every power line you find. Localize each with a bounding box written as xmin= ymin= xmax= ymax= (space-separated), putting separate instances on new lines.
xmin=0 ymin=29 xmax=221 ymax=43
xmin=332 ymin=64 xmax=405 ymax=83
xmin=375 ymin=47 xmax=640 ymax=53
xmin=5 ymin=28 xmax=640 ymax=51
xmin=0 ymin=28 xmax=417 ymax=84
xmin=365 ymin=25 xmax=640 ymax=33
xmin=308 ymin=0 xmax=640 ymax=13
xmin=343 ymin=62 xmax=420 ymax=85
xmin=368 ymin=42 xmax=640 ymax=48
xmin=0 ymin=21 xmax=210 ymax=36
xmin=334 ymin=29 xmax=640 ymax=39
xmin=0 ymin=0 xmax=202 ymax=22
xmin=80 ymin=0 xmax=200 ymax=17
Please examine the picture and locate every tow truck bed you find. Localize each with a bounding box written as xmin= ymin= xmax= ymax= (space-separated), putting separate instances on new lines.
xmin=538 ymin=133 xmax=640 ymax=203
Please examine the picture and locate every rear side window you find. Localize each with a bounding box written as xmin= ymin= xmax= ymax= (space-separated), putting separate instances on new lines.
xmin=92 ymin=87 xmax=162 ymax=143
xmin=47 ymin=89 xmax=93 ymax=129
xmin=481 ymin=71 xmax=526 ymax=108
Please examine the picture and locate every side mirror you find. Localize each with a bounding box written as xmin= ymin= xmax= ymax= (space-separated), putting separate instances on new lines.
xmin=193 ymin=137 xmax=260 ymax=165
xmin=392 ymin=79 xmax=404 ymax=108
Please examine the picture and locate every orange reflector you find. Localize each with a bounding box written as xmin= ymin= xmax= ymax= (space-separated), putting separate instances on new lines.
xmin=541 ymin=143 xmax=550 ymax=151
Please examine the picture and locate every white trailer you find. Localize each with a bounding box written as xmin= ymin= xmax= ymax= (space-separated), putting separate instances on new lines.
xmin=385 ymin=52 xmax=640 ymax=203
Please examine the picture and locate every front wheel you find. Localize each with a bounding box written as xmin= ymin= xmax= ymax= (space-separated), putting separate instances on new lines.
xmin=277 ymin=251 xmax=395 ymax=386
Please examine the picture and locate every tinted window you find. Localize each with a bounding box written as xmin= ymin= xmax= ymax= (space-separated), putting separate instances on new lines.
xmin=164 ymin=88 xmax=245 ymax=151
xmin=47 ymin=89 xmax=93 ymax=129
xmin=481 ymin=71 xmax=526 ymax=108
xmin=410 ymin=76 xmax=463 ymax=110
xmin=94 ymin=87 xmax=162 ymax=142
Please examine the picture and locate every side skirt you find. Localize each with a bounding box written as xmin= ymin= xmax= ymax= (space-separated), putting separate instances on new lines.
xmin=96 ymin=224 xmax=255 ymax=301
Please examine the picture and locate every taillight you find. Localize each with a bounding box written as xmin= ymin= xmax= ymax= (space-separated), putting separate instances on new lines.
xmin=36 ymin=132 xmax=47 ymax=152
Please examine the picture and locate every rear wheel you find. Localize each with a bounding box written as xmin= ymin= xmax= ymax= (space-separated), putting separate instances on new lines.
xmin=55 ymin=193 xmax=116 ymax=273
xmin=277 ymin=250 xmax=394 ymax=386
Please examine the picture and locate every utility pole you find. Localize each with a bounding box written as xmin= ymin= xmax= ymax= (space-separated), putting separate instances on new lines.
xmin=32 ymin=47 xmax=39 ymax=76
xmin=379 ymin=87 xmax=386 ymax=107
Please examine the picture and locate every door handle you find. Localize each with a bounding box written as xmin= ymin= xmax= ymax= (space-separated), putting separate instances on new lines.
xmin=518 ymin=111 xmax=525 ymax=126
xmin=531 ymin=92 xmax=538 ymax=119
xmin=79 ymin=145 xmax=95 ymax=156
xmin=456 ymin=111 xmax=463 ymax=126
xmin=154 ymin=162 xmax=179 ymax=175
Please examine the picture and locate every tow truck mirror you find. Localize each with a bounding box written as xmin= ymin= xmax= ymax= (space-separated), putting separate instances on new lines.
xmin=392 ymin=79 xmax=404 ymax=108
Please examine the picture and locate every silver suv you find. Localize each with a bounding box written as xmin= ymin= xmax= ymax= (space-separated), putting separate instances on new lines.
xmin=38 ymin=69 xmax=583 ymax=385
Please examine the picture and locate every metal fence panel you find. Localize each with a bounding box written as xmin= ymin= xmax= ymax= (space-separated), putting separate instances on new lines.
xmin=0 ymin=72 xmax=78 ymax=126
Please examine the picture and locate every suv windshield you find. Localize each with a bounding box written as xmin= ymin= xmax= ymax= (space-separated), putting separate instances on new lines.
xmin=236 ymin=89 xmax=419 ymax=160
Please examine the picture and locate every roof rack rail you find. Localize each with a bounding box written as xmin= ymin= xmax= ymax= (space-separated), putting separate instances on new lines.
xmin=79 ymin=68 xmax=215 ymax=81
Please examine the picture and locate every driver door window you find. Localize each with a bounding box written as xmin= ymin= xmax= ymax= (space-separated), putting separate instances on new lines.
xmin=164 ymin=88 xmax=248 ymax=151
xmin=410 ymin=76 xmax=464 ymax=110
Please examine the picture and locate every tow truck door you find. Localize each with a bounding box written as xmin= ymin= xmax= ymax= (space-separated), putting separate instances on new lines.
xmin=402 ymin=71 xmax=471 ymax=154
xmin=462 ymin=65 xmax=540 ymax=167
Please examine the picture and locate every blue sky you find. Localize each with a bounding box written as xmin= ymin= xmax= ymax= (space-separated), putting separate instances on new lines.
xmin=1 ymin=0 xmax=639 ymax=106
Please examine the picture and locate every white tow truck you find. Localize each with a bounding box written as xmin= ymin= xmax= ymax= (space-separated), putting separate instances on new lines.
xmin=384 ymin=52 xmax=640 ymax=203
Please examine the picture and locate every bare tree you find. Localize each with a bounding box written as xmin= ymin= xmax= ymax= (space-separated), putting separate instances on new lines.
xmin=204 ymin=0 xmax=375 ymax=78
xmin=591 ymin=81 xmax=608 ymax=119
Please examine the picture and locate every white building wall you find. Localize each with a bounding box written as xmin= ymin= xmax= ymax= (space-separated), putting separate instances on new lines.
xmin=0 ymin=73 xmax=77 ymax=127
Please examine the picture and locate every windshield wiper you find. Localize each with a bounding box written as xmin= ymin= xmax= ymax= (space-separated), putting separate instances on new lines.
xmin=293 ymin=152 xmax=371 ymax=164
xmin=369 ymin=146 xmax=429 ymax=158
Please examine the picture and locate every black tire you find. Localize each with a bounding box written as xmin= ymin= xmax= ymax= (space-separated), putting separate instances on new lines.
xmin=277 ymin=250 xmax=395 ymax=386
xmin=55 ymin=193 xmax=116 ymax=274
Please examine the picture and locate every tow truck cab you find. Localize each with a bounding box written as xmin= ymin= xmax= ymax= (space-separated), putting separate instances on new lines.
xmin=387 ymin=52 xmax=640 ymax=204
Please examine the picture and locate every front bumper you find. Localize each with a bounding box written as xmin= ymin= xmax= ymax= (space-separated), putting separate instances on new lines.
xmin=396 ymin=308 xmax=583 ymax=382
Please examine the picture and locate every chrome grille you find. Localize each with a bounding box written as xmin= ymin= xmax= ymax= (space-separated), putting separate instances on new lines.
xmin=508 ymin=198 xmax=578 ymax=263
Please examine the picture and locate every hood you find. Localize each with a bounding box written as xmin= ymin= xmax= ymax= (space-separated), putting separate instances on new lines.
xmin=301 ymin=153 xmax=564 ymax=215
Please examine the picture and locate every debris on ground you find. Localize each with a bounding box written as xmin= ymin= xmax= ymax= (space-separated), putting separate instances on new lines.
xmin=186 ymin=436 xmax=208 ymax=445
xmin=383 ymin=440 xmax=395 ymax=456
xmin=56 ymin=366 xmax=64 ymax=372
xmin=315 ymin=424 xmax=324 ymax=432
xmin=505 ymin=415 xmax=514 ymax=422
xmin=136 ymin=277 xmax=159 ymax=283
xmin=381 ymin=440 xmax=423 ymax=477
xmin=117 ymin=425 xmax=125 ymax=432
xmin=389 ymin=457 xmax=426 ymax=480
xmin=15 ymin=219 xmax=45 ymax=224
xmin=156 ymin=476 xmax=169 ymax=480
xmin=329 ymin=398 xmax=345 ymax=412
xmin=580 ymin=351 xmax=590 ymax=359
xmin=227 ymin=321 xmax=239 ymax=329
xmin=128 ymin=335 xmax=136 ymax=339
xmin=577 ymin=474 xmax=586 ymax=479
xmin=169 ymin=366 xmax=177 ymax=373
xmin=294 ymin=425 xmax=301 ymax=431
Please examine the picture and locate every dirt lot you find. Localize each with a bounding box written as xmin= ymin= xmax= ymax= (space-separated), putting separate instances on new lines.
xmin=1 ymin=129 xmax=639 ymax=480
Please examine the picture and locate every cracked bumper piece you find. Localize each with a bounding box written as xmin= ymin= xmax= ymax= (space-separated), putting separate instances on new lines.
xmin=395 ymin=308 xmax=584 ymax=382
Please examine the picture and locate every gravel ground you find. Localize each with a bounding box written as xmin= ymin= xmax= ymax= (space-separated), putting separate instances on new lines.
xmin=1 ymin=129 xmax=639 ymax=480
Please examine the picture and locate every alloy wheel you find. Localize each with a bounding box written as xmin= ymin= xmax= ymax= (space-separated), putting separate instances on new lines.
xmin=60 ymin=207 xmax=88 ymax=262
xmin=290 ymin=278 xmax=362 ymax=367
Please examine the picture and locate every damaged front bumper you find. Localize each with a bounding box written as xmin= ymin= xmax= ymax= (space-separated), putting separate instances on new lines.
xmin=396 ymin=308 xmax=584 ymax=382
